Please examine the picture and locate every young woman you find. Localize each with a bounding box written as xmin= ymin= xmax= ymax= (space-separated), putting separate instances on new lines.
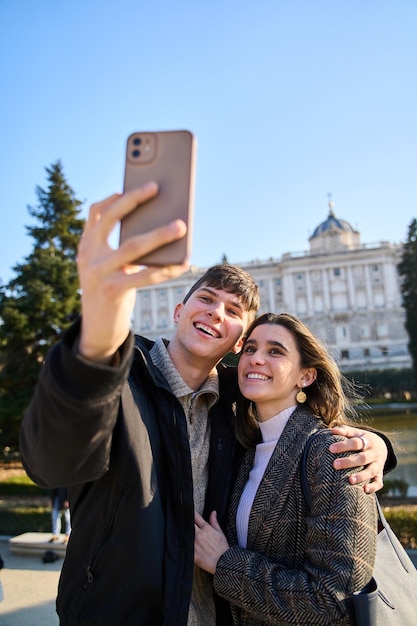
xmin=195 ymin=312 xmax=377 ymax=625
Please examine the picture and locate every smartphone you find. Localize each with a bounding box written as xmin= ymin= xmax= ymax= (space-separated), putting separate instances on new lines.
xmin=119 ymin=130 xmax=196 ymax=265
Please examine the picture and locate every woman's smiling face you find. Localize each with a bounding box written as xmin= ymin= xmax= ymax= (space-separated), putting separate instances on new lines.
xmin=238 ymin=322 xmax=314 ymax=421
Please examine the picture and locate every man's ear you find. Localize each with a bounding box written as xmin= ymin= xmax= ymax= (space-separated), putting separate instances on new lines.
xmin=231 ymin=336 xmax=245 ymax=354
xmin=173 ymin=303 xmax=184 ymax=323
xmin=299 ymin=368 xmax=317 ymax=388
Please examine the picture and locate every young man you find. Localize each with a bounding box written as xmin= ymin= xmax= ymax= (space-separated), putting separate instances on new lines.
xmin=20 ymin=184 xmax=394 ymax=626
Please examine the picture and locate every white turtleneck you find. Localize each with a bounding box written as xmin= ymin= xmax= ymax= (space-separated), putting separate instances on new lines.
xmin=236 ymin=406 xmax=296 ymax=548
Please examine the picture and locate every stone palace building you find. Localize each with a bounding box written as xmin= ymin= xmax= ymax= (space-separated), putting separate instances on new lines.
xmin=132 ymin=204 xmax=411 ymax=372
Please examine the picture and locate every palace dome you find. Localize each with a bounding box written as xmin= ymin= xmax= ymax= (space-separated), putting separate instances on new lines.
xmin=310 ymin=208 xmax=357 ymax=240
xmin=308 ymin=203 xmax=360 ymax=253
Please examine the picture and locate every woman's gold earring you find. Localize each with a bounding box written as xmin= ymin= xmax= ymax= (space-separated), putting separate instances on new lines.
xmin=296 ymin=387 xmax=307 ymax=403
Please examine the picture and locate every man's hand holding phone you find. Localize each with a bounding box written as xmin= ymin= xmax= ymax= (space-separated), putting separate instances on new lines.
xmin=77 ymin=184 xmax=189 ymax=365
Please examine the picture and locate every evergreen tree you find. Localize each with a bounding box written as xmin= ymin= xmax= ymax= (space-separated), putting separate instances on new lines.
xmin=398 ymin=218 xmax=417 ymax=385
xmin=0 ymin=161 xmax=85 ymax=451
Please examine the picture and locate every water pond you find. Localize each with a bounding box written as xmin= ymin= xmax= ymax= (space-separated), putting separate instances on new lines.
xmin=360 ymin=405 xmax=417 ymax=496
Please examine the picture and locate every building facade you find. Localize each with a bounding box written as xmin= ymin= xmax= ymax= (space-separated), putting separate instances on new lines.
xmin=132 ymin=205 xmax=411 ymax=372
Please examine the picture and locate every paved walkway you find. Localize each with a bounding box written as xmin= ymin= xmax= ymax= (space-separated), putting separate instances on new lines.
xmin=0 ymin=537 xmax=61 ymax=626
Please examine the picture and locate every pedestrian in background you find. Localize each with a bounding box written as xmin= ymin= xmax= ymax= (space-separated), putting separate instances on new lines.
xmin=50 ymin=486 xmax=71 ymax=543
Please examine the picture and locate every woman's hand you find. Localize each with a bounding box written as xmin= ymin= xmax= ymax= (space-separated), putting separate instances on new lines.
xmin=194 ymin=511 xmax=229 ymax=575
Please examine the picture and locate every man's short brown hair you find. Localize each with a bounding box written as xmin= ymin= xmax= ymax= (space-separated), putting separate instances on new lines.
xmin=183 ymin=264 xmax=260 ymax=326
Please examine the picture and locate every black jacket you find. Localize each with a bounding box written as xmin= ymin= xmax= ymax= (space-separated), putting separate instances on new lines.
xmin=20 ymin=320 xmax=242 ymax=626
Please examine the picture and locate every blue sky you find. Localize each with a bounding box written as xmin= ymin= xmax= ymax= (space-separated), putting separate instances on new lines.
xmin=1 ymin=0 xmax=416 ymax=284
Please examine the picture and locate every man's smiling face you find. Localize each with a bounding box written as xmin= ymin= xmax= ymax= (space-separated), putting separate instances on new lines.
xmin=172 ymin=285 xmax=250 ymax=365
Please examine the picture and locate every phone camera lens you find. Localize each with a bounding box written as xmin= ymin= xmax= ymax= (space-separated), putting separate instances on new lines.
xmin=132 ymin=149 xmax=141 ymax=158
xmin=133 ymin=137 xmax=142 ymax=146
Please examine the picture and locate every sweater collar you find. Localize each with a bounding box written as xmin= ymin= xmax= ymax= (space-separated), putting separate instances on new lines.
xmin=258 ymin=406 xmax=297 ymax=443
xmin=150 ymin=337 xmax=219 ymax=406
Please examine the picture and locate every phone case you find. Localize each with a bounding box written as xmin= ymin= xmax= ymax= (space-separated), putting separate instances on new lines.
xmin=120 ymin=130 xmax=196 ymax=265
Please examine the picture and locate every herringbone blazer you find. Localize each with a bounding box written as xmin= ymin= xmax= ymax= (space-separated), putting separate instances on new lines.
xmin=213 ymin=407 xmax=377 ymax=625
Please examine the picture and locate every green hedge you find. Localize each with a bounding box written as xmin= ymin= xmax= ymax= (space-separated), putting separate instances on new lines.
xmin=0 ymin=471 xmax=416 ymax=550
xmin=0 ymin=471 xmax=51 ymax=535
xmin=1 ymin=503 xmax=415 ymax=548
xmin=0 ymin=505 xmax=51 ymax=535
xmin=384 ymin=507 xmax=417 ymax=550
xmin=0 ymin=502 xmax=416 ymax=550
